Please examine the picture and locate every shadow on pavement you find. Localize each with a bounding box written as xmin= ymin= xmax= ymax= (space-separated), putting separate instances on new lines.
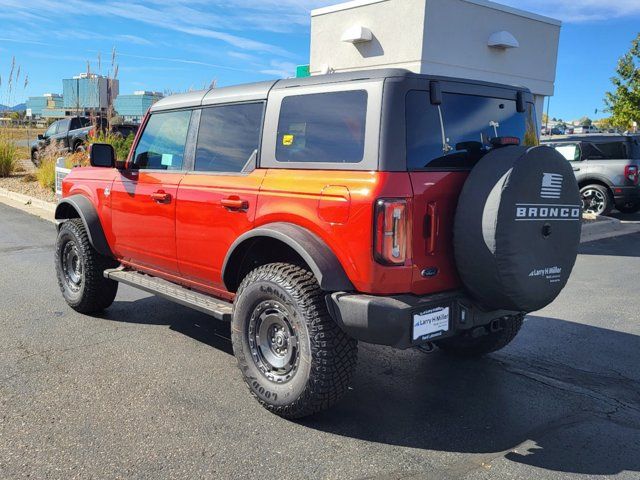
xmin=98 ymin=292 xmax=640 ymax=476
xmin=579 ymin=230 xmax=640 ymax=256
xmin=302 ymin=315 xmax=640 ymax=476
xmin=100 ymin=295 xmax=234 ymax=355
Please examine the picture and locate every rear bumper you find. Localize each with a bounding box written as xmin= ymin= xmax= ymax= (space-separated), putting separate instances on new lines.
xmin=613 ymin=185 xmax=640 ymax=206
xmin=326 ymin=290 xmax=520 ymax=349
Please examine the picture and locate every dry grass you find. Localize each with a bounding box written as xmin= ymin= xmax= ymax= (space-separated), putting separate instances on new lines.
xmin=35 ymin=140 xmax=64 ymax=191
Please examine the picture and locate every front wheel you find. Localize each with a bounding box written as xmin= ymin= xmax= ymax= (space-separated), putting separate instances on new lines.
xmin=31 ymin=149 xmax=40 ymax=167
xmin=55 ymin=219 xmax=119 ymax=314
xmin=231 ymin=263 xmax=358 ymax=419
xmin=435 ymin=315 xmax=524 ymax=357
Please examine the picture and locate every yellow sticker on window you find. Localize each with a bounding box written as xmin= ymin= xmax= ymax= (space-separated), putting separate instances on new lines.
xmin=282 ymin=134 xmax=294 ymax=146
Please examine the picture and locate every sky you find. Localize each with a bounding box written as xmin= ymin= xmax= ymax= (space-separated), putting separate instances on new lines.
xmin=0 ymin=0 xmax=639 ymax=121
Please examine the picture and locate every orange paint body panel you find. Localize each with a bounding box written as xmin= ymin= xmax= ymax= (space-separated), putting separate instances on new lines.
xmin=175 ymin=170 xmax=266 ymax=298
xmin=61 ymin=164 xmax=465 ymax=298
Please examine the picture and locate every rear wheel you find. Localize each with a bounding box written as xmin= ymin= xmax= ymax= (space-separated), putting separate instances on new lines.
xmin=231 ymin=263 xmax=358 ymax=419
xmin=617 ymin=202 xmax=640 ymax=214
xmin=55 ymin=219 xmax=119 ymax=314
xmin=580 ymin=184 xmax=613 ymax=216
xmin=435 ymin=315 xmax=524 ymax=357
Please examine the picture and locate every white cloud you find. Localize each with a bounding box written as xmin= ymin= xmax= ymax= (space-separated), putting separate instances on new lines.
xmin=499 ymin=0 xmax=640 ymax=23
xmin=260 ymin=60 xmax=298 ymax=78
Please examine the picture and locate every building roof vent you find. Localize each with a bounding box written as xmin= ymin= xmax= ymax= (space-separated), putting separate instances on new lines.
xmin=488 ymin=31 xmax=519 ymax=49
xmin=341 ymin=25 xmax=373 ymax=44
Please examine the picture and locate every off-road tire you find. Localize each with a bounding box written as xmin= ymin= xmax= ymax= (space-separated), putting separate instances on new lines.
xmin=55 ymin=219 xmax=119 ymax=314
xmin=31 ymin=149 xmax=40 ymax=167
xmin=231 ymin=263 xmax=358 ymax=419
xmin=436 ymin=315 xmax=524 ymax=357
xmin=580 ymin=184 xmax=613 ymax=216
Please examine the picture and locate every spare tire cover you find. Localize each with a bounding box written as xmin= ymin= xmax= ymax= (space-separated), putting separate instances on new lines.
xmin=454 ymin=145 xmax=581 ymax=312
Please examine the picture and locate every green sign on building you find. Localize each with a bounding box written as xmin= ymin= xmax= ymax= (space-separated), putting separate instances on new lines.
xmin=296 ymin=65 xmax=311 ymax=78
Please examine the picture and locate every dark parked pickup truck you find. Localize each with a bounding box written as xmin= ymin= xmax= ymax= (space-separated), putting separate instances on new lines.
xmin=31 ymin=117 xmax=138 ymax=166
xmin=542 ymin=135 xmax=640 ymax=215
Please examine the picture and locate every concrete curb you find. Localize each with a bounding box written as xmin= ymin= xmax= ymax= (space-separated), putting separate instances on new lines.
xmin=0 ymin=187 xmax=56 ymax=223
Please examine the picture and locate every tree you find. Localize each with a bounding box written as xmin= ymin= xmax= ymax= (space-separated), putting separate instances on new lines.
xmin=579 ymin=116 xmax=592 ymax=126
xmin=605 ymin=33 xmax=640 ymax=130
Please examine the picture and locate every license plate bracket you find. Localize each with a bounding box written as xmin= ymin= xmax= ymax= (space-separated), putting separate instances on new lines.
xmin=412 ymin=305 xmax=450 ymax=342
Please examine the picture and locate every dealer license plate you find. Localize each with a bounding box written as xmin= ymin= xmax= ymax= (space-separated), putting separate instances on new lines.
xmin=413 ymin=306 xmax=450 ymax=341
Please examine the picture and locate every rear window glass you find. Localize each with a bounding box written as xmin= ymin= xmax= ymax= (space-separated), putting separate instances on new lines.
xmin=406 ymin=91 xmax=538 ymax=170
xmin=276 ymin=90 xmax=367 ymax=164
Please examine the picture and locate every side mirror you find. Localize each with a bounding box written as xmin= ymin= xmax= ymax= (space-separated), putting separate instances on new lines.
xmin=429 ymin=81 xmax=442 ymax=105
xmin=38 ymin=134 xmax=44 ymax=140
xmin=516 ymin=91 xmax=526 ymax=113
xmin=89 ymin=143 xmax=116 ymax=168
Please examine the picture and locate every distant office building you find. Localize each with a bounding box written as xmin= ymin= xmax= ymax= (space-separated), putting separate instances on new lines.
xmin=63 ymin=73 xmax=119 ymax=113
xmin=114 ymin=91 xmax=164 ymax=123
xmin=26 ymin=93 xmax=64 ymax=118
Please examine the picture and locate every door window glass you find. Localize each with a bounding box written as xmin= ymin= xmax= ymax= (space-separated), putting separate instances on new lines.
xmin=554 ymin=144 xmax=580 ymax=161
xmin=58 ymin=119 xmax=70 ymax=133
xmin=195 ymin=103 xmax=264 ymax=173
xmin=132 ymin=110 xmax=191 ymax=170
xmin=276 ymin=90 xmax=367 ymax=164
xmin=45 ymin=122 xmax=58 ymax=137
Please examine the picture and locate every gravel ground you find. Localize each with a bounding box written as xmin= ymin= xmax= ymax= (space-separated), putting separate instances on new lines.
xmin=0 ymin=171 xmax=56 ymax=203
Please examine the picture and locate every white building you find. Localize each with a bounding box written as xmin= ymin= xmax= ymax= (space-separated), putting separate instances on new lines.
xmin=310 ymin=0 xmax=561 ymax=121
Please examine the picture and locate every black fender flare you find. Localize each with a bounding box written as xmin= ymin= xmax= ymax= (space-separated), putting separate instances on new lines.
xmin=55 ymin=195 xmax=113 ymax=257
xmin=577 ymin=174 xmax=614 ymax=189
xmin=222 ymin=222 xmax=354 ymax=293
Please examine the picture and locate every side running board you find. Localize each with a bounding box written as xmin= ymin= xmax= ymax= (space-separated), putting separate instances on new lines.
xmin=104 ymin=268 xmax=233 ymax=321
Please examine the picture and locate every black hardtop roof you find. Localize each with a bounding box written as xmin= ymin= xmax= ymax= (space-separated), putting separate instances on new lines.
xmin=151 ymin=68 xmax=531 ymax=112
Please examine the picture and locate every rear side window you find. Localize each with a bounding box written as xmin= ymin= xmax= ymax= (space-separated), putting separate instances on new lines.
xmin=406 ymin=91 xmax=538 ymax=170
xmin=132 ymin=110 xmax=191 ymax=170
xmin=276 ymin=90 xmax=367 ymax=164
xmin=195 ymin=103 xmax=264 ymax=173
xmin=582 ymin=141 xmax=628 ymax=160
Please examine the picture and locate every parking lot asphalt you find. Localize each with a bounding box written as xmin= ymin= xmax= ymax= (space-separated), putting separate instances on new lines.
xmin=1 ymin=202 xmax=639 ymax=480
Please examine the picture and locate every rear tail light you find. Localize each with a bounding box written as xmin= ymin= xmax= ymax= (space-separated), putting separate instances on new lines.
xmin=625 ymin=165 xmax=639 ymax=185
xmin=374 ymin=199 xmax=408 ymax=265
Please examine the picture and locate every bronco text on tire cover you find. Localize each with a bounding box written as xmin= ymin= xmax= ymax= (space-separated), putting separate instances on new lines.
xmin=454 ymin=145 xmax=582 ymax=313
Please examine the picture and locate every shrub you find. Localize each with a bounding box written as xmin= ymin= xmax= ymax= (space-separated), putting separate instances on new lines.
xmin=0 ymin=135 xmax=18 ymax=177
xmin=90 ymin=131 xmax=135 ymax=161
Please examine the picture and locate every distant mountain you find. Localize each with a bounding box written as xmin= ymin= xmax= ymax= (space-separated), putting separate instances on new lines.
xmin=0 ymin=103 xmax=26 ymax=112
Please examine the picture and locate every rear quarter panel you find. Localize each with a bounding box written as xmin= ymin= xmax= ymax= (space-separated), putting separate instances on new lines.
xmin=257 ymin=169 xmax=415 ymax=294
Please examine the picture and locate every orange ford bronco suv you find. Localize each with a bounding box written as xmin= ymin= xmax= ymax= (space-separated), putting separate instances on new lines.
xmin=55 ymin=69 xmax=582 ymax=418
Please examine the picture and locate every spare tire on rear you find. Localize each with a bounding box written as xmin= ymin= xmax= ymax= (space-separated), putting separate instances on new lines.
xmin=454 ymin=145 xmax=582 ymax=313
